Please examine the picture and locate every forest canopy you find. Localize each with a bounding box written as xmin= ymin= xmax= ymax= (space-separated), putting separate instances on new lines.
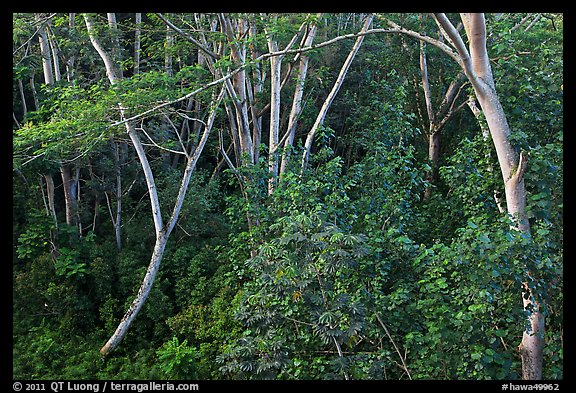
xmin=12 ymin=12 xmax=562 ymax=380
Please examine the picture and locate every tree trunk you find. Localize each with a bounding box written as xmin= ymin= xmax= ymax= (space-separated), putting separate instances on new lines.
xmin=280 ymin=16 xmax=320 ymax=175
xmin=267 ymin=38 xmax=281 ymax=195
xmin=434 ymin=12 xmax=543 ymax=380
xmin=113 ymin=142 xmax=123 ymax=250
xmin=263 ymin=14 xmax=306 ymax=193
xmin=99 ymin=231 xmax=168 ymax=356
xmin=36 ymin=13 xmax=54 ymax=86
xmin=219 ymin=14 xmax=254 ymax=166
xmin=65 ymin=13 xmax=76 ymax=82
xmin=85 ymin=13 xmax=162 ymax=355
xmin=165 ymin=23 xmax=174 ymax=77
xmin=467 ymin=96 xmax=506 ymax=213
xmin=60 ymin=164 xmax=77 ymax=227
xmin=418 ymin=32 xmax=467 ymax=201
xmin=133 ymin=13 xmax=142 ymax=75
xmin=46 ymin=22 xmax=61 ymax=82
xmin=301 ymin=14 xmax=373 ymax=170
xmin=44 ymin=174 xmax=58 ymax=231
xmin=247 ymin=19 xmax=264 ymax=165
xmin=424 ymin=131 xmax=440 ymax=201
xmin=17 ymin=79 xmax=27 ymax=117
xmin=38 ymin=13 xmax=80 ymax=233
xmin=86 ymin=11 xmax=226 ymax=356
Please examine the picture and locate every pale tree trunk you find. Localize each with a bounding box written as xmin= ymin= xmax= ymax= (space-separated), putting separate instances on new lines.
xmin=425 ymin=131 xmax=440 ymax=199
xmin=218 ymin=14 xmax=254 ymax=166
xmin=46 ymin=23 xmax=61 ymax=82
xmin=60 ymin=164 xmax=78 ymax=227
xmin=133 ymin=13 xmax=142 ymax=75
xmin=266 ymin=27 xmax=281 ymax=195
xmin=112 ymin=141 xmax=123 ymax=250
xmin=165 ymin=23 xmax=174 ymax=77
xmin=75 ymin=167 xmax=82 ymax=236
xmin=18 ymin=79 xmax=28 ymax=117
xmin=30 ymin=26 xmax=57 ymax=232
xmin=35 ymin=13 xmax=54 ymax=86
xmin=37 ymin=14 xmax=77 ymax=232
xmin=84 ymin=13 xmax=224 ymax=356
xmin=107 ymin=13 xmax=123 ymax=79
xmin=301 ymin=14 xmax=374 ymax=170
xmin=279 ymin=16 xmax=320 ymax=175
xmin=434 ymin=13 xmax=543 ymax=380
xmin=467 ymin=96 xmax=506 ymax=213
xmin=247 ymin=18 xmax=264 ymax=165
xmin=44 ymin=174 xmax=58 ymax=231
xmin=100 ymin=89 xmax=223 ymax=356
xmin=65 ymin=13 xmax=76 ymax=82
xmin=263 ymin=14 xmax=307 ymax=194
xmin=419 ymin=36 xmax=437 ymax=202
xmin=30 ymin=74 xmax=39 ymax=110
xmin=38 ymin=12 xmax=81 ymax=233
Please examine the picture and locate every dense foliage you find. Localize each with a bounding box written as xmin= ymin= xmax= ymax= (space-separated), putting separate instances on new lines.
xmin=13 ymin=13 xmax=562 ymax=380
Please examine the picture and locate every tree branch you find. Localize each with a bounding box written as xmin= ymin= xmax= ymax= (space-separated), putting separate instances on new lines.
xmin=375 ymin=313 xmax=412 ymax=380
xmin=136 ymin=123 xmax=188 ymax=157
xmin=155 ymin=13 xmax=220 ymax=60
xmin=432 ymin=14 xmax=471 ymax=77
xmin=109 ymin=15 xmax=471 ymax=131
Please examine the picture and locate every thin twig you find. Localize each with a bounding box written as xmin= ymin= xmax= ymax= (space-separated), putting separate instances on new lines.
xmin=136 ymin=122 xmax=188 ymax=156
xmin=375 ymin=313 xmax=412 ymax=380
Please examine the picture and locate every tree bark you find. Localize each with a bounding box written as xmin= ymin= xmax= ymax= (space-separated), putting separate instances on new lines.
xmin=418 ymin=32 xmax=467 ymax=201
xmin=280 ymin=15 xmax=320 ymax=175
xmin=60 ymin=164 xmax=77 ymax=227
xmin=113 ymin=142 xmax=123 ymax=250
xmin=423 ymin=131 xmax=440 ymax=201
xmin=266 ymin=31 xmax=281 ymax=195
xmin=35 ymin=13 xmax=54 ymax=86
xmin=44 ymin=174 xmax=58 ymax=231
xmin=133 ymin=13 xmax=141 ymax=75
xmin=264 ymin=14 xmax=307 ymax=194
xmin=18 ymin=79 xmax=28 ymax=117
xmin=36 ymin=13 xmax=80 ymax=234
xmin=434 ymin=12 xmax=543 ymax=380
xmin=247 ymin=18 xmax=264 ymax=165
xmin=301 ymin=14 xmax=373 ymax=170
xmin=65 ymin=13 xmax=76 ymax=82
xmin=86 ymin=11 xmax=225 ymax=356
xmin=46 ymin=22 xmax=61 ymax=82
xmin=467 ymin=96 xmax=506 ymax=213
xmin=219 ymin=14 xmax=254 ymax=166
xmin=99 ymin=231 xmax=168 ymax=356
xmin=165 ymin=22 xmax=174 ymax=77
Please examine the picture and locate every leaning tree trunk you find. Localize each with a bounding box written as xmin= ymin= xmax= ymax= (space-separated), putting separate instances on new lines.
xmin=279 ymin=17 xmax=320 ymax=175
xmin=84 ymin=13 xmax=224 ymax=356
xmin=60 ymin=164 xmax=78 ymax=227
xmin=36 ymin=13 xmax=54 ymax=86
xmin=434 ymin=12 xmax=543 ymax=380
xmin=264 ymin=15 xmax=308 ymax=194
xmin=301 ymin=14 xmax=374 ymax=170
xmin=266 ymin=34 xmax=281 ymax=195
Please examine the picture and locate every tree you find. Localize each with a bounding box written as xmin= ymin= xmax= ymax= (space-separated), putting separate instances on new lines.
xmin=433 ymin=13 xmax=541 ymax=380
xmin=34 ymin=13 xmax=81 ymax=232
xmin=386 ymin=13 xmax=542 ymax=380
xmin=83 ymin=13 xmax=224 ymax=356
xmin=300 ymin=14 xmax=374 ymax=170
xmin=415 ymin=28 xmax=468 ymax=200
